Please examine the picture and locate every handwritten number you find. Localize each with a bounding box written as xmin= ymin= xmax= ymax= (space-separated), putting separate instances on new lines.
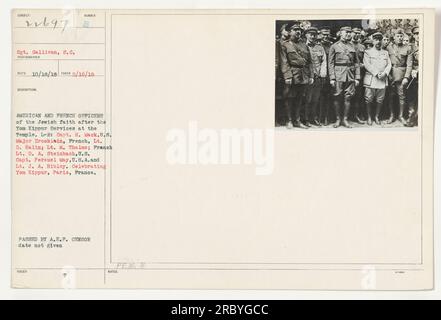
xmin=24 ymin=17 xmax=70 ymax=32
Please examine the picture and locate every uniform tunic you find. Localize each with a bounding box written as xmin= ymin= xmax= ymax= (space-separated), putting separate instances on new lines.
xmin=280 ymin=40 xmax=313 ymax=84
xmin=410 ymin=43 xmax=419 ymax=75
xmin=329 ymin=40 xmax=360 ymax=98
xmin=352 ymin=42 xmax=366 ymax=73
xmin=321 ymin=40 xmax=332 ymax=56
xmin=328 ymin=40 xmax=360 ymax=82
xmin=386 ymin=43 xmax=413 ymax=83
xmin=363 ymin=47 xmax=392 ymax=89
xmin=363 ymin=47 xmax=392 ymax=104
xmin=351 ymin=42 xmax=366 ymax=107
xmin=308 ymin=43 xmax=327 ymax=78
xmin=386 ymin=42 xmax=414 ymax=106
xmin=306 ymin=42 xmax=327 ymax=110
xmin=407 ymin=43 xmax=419 ymax=123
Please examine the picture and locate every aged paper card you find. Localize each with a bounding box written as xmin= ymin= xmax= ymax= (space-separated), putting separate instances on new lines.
xmin=12 ymin=8 xmax=435 ymax=289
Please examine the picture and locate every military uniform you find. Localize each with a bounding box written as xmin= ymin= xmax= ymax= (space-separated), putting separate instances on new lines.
xmin=329 ymin=39 xmax=360 ymax=97
xmin=352 ymin=42 xmax=365 ymax=69
xmin=319 ymin=25 xmax=332 ymax=57
xmin=406 ymin=27 xmax=419 ymax=127
xmin=363 ymin=48 xmax=391 ymax=90
xmin=364 ymin=38 xmax=373 ymax=49
xmin=351 ymin=39 xmax=366 ymax=122
xmin=280 ymin=40 xmax=313 ymax=86
xmin=275 ymin=23 xmax=289 ymax=73
xmin=386 ymin=29 xmax=414 ymax=123
xmin=382 ymin=34 xmax=391 ymax=50
xmin=321 ymin=39 xmax=332 ymax=56
xmin=363 ymin=32 xmax=392 ymax=124
xmin=387 ymin=43 xmax=413 ymax=83
xmin=275 ymin=37 xmax=288 ymax=125
xmin=280 ymin=24 xmax=314 ymax=128
xmin=275 ymin=38 xmax=281 ymax=73
xmin=328 ymin=26 xmax=361 ymax=127
xmin=304 ymin=27 xmax=327 ymax=125
xmin=379 ymin=34 xmax=391 ymax=120
xmin=318 ymin=28 xmax=333 ymax=125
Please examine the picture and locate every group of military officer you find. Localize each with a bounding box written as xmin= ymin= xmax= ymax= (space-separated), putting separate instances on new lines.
xmin=275 ymin=22 xmax=419 ymax=129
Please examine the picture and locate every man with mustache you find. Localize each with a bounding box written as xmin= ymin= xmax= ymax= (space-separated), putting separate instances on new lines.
xmin=386 ymin=28 xmax=414 ymax=125
xmin=280 ymin=23 xmax=314 ymax=129
xmin=382 ymin=33 xmax=391 ymax=49
xmin=363 ymin=32 xmax=392 ymax=125
xmin=328 ymin=26 xmax=361 ymax=128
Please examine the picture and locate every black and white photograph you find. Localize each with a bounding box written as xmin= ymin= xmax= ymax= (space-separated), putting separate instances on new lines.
xmin=275 ymin=18 xmax=420 ymax=129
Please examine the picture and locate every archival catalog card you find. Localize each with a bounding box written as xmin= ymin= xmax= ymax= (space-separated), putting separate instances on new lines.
xmin=11 ymin=8 xmax=435 ymax=289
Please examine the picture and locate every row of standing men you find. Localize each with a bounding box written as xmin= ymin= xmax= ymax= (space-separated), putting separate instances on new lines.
xmin=275 ymin=23 xmax=419 ymax=128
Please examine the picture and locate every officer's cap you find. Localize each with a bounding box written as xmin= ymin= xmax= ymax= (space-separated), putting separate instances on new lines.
xmin=351 ymin=27 xmax=362 ymax=33
xmin=412 ymin=26 xmax=419 ymax=34
xmin=363 ymin=39 xmax=373 ymax=46
xmin=305 ymin=27 xmax=318 ymax=34
xmin=319 ymin=26 xmax=331 ymax=34
xmin=340 ymin=26 xmax=352 ymax=32
xmin=394 ymin=28 xmax=405 ymax=35
xmin=290 ymin=23 xmax=302 ymax=31
xmin=371 ymin=32 xmax=383 ymax=40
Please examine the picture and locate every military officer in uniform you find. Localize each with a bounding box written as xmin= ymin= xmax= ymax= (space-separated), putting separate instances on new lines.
xmin=382 ymin=33 xmax=391 ymax=49
xmin=276 ymin=24 xmax=290 ymax=70
xmin=328 ymin=26 xmax=361 ymax=128
xmin=280 ymin=23 xmax=314 ymax=129
xmin=275 ymin=24 xmax=290 ymax=125
xmin=320 ymin=26 xmax=333 ymax=47
xmin=351 ymin=27 xmax=367 ymax=124
xmin=386 ymin=28 xmax=414 ymax=124
xmin=406 ymin=26 xmax=419 ymax=127
xmin=380 ymin=32 xmax=391 ymax=121
xmin=319 ymin=27 xmax=333 ymax=125
xmin=363 ymin=37 xmax=374 ymax=49
xmin=304 ymin=27 xmax=327 ymax=126
xmin=363 ymin=32 xmax=392 ymax=125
